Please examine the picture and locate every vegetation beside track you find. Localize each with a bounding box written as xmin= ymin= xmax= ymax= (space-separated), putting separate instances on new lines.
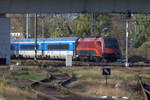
xmin=0 ymin=76 xmax=36 ymax=100
xmin=9 ymin=70 xmax=47 ymax=80
xmin=0 ymin=86 xmax=36 ymax=100
xmin=0 ymin=65 xmax=150 ymax=99
xmin=0 ymin=65 xmax=86 ymax=100
xmin=62 ymin=67 xmax=150 ymax=99
xmin=0 ymin=66 xmax=48 ymax=100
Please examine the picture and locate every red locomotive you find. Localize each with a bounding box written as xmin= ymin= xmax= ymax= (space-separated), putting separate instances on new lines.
xmin=76 ymin=36 xmax=121 ymax=62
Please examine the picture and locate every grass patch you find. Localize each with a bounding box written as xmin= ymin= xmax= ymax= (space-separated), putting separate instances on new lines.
xmin=62 ymin=67 xmax=141 ymax=99
xmin=112 ymin=72 xmax=134 ymax=79
xmin=60 ymin=89 xmax=73 ymax=95
xmin=33 ymin=86 xmax=44 ymax=91
xmin=86 ymin=85 xmax=125 ymax=96
xmin=2 ymin=86 xmax=36 ymax=100
xmin=0 ymin=77 xmax=8 ymax=95
xmin=10 ymin=70 xmax=47 ymax=80
xmin=75 ymin=70 xmax=102 ymax=80
xmin=0 ymin=77 xmax=35 ymax=100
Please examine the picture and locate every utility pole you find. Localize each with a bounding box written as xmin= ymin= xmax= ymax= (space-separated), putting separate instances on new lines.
xmin=125 ymin=20 xmax=129 ymax=67
xmin=34 ymin=13 xmax=37 ymax=63
xmin=125 ymin=11 xmax=131 ymax=67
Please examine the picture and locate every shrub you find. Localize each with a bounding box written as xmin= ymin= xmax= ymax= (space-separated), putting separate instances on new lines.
xmin=0 ymin=76 xmax=7 ymax=95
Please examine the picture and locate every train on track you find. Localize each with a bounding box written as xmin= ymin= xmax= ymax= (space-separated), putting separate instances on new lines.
xmin=11 ymin=36 xmax=121 ymax=62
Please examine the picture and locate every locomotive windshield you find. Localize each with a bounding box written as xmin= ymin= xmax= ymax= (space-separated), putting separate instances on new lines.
xmin=104 ymin=38 xmax=119 ymax=48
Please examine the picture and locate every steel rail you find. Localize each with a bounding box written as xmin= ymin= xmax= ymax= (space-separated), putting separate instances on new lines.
xmin=11 ymin=59 xmax=150 ymax=67
xmin=137 ymin=75 xmax=148 ymax=100
xmin=0 ymin=71 xmax=88 ymax=99
xmin=32 ymin=89 xmax=58 ymax=100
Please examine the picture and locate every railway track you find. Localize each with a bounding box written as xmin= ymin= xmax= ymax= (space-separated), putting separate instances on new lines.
xmin=112 ymin=67 xmax=150 ymax=100
xmin=137 ymin=75 xmax=150 ymax=100
xmin=1 ymin=69 xmax=88 ymax=100
xmin=31 ymin=69 xmax=88 ymax=100
xmin=4 ymin=60 xmax=150 ymax=99
xmin=11 ymin=59 xmax=150 ymax=67
xmin=125 ymin=67 xmax=150 ymax=100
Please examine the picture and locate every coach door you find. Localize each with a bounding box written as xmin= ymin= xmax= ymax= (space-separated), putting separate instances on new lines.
xmin=97 ymin=41 xmax=102 ymax=55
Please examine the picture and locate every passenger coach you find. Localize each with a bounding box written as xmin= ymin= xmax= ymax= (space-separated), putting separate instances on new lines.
xmin=11 ymin=37 xmax=79 ymax=59
xmin=43 ymin=37 xmax=78 ymax=59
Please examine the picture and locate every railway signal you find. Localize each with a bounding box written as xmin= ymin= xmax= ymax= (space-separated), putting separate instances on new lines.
xmin=102 ymin=68 xmax=111 ymax=86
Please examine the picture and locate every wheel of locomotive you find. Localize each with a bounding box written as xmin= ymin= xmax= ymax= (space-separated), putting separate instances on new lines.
xmin=101 ymin=58 xmax=108 ymax=63
xmin=93 ymin=57 xmax=102 ymax=62
xmin=80 ymin=57 xmax=85 ymax=62
xmin=88 ymin=56 xmax=93 ymax=62
xmin=105 ymin=57 xmax=116 ymax=62
xmin=75 ymin=57 xmax=80 ymax=61
xmin=79 ymin=57 xmax=88 ymax=62
xmin=110 ymin=58 xmax=117 ymax=62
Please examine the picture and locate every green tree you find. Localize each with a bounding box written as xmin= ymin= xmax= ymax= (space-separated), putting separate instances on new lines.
xmin=132 ymin=14 xmax=150 ymax=47
xmin=71 ymin=14 xmax=112 ymax=37
xmin=72 ymin=14 xmax=91 ymax=37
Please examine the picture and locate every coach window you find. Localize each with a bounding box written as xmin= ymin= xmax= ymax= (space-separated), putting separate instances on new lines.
xmin=97 ymin=42 xmax=102 ymax=46
xmin=47 ymin=44 xmax=69 ymax=50
xmin=21 ymin=45 xmax=39 ymax=50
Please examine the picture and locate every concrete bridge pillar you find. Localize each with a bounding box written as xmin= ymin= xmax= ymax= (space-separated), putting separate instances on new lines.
xmin=0 ymin=13 xmax=10 ymax=65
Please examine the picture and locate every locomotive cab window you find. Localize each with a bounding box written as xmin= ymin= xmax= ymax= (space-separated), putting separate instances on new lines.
xmin=104 ymin=38 xmax=119 ymax=48
xmin=97 ymin=42 xmax=102 ymax=46
xmin=47 ymin=44 xmax=69 ymax=50
xmin=20 ymin=45 xmax=39 ymax=50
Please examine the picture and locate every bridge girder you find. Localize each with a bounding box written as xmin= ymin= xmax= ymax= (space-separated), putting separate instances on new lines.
xmin=0 ymin=0 xmax=150 ymax=13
